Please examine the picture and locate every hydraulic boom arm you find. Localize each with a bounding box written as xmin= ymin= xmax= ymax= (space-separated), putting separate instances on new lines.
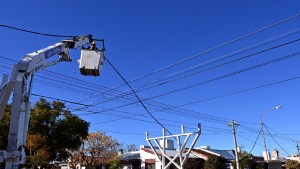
xmin=0 ymin=35 xmax=100 ymax=169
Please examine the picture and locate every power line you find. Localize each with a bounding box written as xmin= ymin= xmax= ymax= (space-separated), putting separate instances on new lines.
xmin=0 ymin=57 xmax=238 ymax=125
xmin=175 ymin=76 xmax=300 ymax=109
xmin=115 ymin=28 xmax=300 ymax=97
xmin=102 ymin=57 xmax=174 ymax=135
xmin=99 ymin=74 xmax=292 ymax=124
xmin=12 ymin=57 xmax=294 ymax=127
xmin=28 ymin=86 xmax=296 ymax=145
xmin=0 ymin=24 xmax=105 ymax=48
xmin=86 ymin=51 xmax=300 ymax=116
xmin=31 ymin=93 xmax=92 ymax=107
xmin=15 ymin=91 xmax=300 ymax=155
xmin=94 ymin=37 xmax=300 ymax=106
xmin=0 ymin=24 xmax=75 ymax=38
xmin=1 ymin=54 xmax=299 ymax=128
xmin=1 ymin=40 xmax=297 ymax=126
xmin=129 ymin=38 xmax=300 ymax=94
xmin=64 ymin=28 xmax=300 ymax=107
xmin=239 ymin=124 xmax=298 ymax=149
xmin=265 ymin=126 xmax=295 ymax=142
xmin=1 ymin=51 xmax=298 ymax=132
xmin=35 ymin=70 xmax=298 ymax=129
xmin=250 ymin=129 xmax=262 ymax=153
xmin=104 ymin=13 xmax=300 ymax=90
xmin=76 ymin=75 xmax=299 ymax=127
xmin=264 ymin=124 xmax=291 ymax=156
xmin=0 ymin=56 xmax=17 ymax=63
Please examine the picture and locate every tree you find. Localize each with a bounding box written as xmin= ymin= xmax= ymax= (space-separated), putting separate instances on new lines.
xmin=67 ymin=148 xmax=85 ymax=169
xmin=0 ymin=105 xmax=11 ymax=150
xmin=108 ymin=156 xmax=120 ymax=169
xmin=68 ymin=131 xmax=120 ymax=167
xmin=232 ymin=152 xmax=262 ymax=169
xmin=204 ymin=155 xmax=227 ymax=169
xmin=0 ymin=98 xmax=90 ymax=167
xmin=26 ymin=134 xmax=50 ymax=168
xmin=286 ymin=160 xmax=300 ymax=169
xmin=124 ymin=144 xmax=139 ymax=152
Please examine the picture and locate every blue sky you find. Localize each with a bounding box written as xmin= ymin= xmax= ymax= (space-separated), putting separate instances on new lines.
xmin=1 ymin=1 xmax=300 ymax=157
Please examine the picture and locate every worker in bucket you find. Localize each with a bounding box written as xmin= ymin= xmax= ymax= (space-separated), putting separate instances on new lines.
xmin=89 ymin=41 xmax=98 ymax=50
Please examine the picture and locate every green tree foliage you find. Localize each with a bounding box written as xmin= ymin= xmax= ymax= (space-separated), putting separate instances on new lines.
xmin=26 ymin=134 xmax=50 ymax=167
xmin=204 ymin=155 xmax=227 ymax=169
xmin=0 ymin=98 xmax=89 ymax=167
xmin=108 ymin=156 xmax=120 ymax=169
xmin=233 ymin=152 xmax=262 ymax=169
xmin=0 ymin=105 xmax=11 ymax=150
xmin=286 ymin=160 xmax=300 ymax=169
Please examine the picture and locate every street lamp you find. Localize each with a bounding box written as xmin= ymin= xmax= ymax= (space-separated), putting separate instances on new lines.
xmin=260 ymin=105 xmax=282 ymax=165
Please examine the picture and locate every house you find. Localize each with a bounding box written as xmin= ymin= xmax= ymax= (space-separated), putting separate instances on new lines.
xmin=119 ymin=151 xmax=141 ymax=169
xmin=119 ymin=143 xmax=204 ymax=169
xmin=189 ymin=146 xmax=236 ymax=169
xmin=119 ymin=144 xmax=236 ymax=169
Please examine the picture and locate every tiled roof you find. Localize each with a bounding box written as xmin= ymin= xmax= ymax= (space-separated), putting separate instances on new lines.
xmin=191 ymin=148 xmax=235 ymax=160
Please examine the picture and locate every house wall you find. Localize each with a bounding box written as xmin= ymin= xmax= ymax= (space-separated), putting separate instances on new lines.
xmin=140 ymin=148 xmax=160 ymax=169
xmin=269 ymin=162 xmax=283 ymax=169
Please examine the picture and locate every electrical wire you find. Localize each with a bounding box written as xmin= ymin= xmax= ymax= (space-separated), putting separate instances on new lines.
xmin=0 ymin=24 xmax=76 ymax=37
xmin=104 ymin=13 xmax=300 ymax=90
xmin=264 ymin=124 xmax=291 ymax=156
xmin=237 ymin=133 xmax=270 ymax=152
xmin=15 ymin=88 xmax=300 ymax=155
xmin=107 ymin=28 xmax=300 ymax=99
xmin=249 ymin=129 xmax=262 ymax=153
xmin=265 ymin=126 xmax=295 ymax=142
xmin=0 ymin=59 xmax=238 ymax=125
xmin=98 ymin=75 xmax=299 ymax=125
xmin=1 ymin=55 xmax=298 ymax=128
xmin=0 ymin=56 xmax=294 ymax=128
xmin=73 ymin=28 xmax=300 ymax=107
xmin=2 ymin=21 xmax=300 ymax=149
xmin=1 ymin=37 xmax=298 ymax=127
xmin=1 ymin=19 xmax=300 ymax=112
xmin=28 ymin=84 xmax=298 ymax=156
xmin=105 ymin=57 xmax=174 ymax=135
xmin=1 ymin=41 xmax=298 ymax=133
xmin=83 ymin=51 xmax=300 ymax=116
xmin=101 ymin=37 xmax=300 ymax=103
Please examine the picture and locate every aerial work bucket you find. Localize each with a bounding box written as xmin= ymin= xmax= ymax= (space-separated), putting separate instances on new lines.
xmin=78 ymin=49 xmax=105 ymax=76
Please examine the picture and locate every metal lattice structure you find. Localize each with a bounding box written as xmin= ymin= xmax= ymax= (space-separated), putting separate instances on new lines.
xmin=146 ymin=123 xmax=201 ymax=169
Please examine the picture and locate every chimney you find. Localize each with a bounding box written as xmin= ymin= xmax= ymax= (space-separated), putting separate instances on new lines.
xmin=159 ymin=139 xmax=175 ymax=150
xmin=272 ymin=149 xmax=279 ymax=160
xmin=262 ymin=150 xmax=271 ymax=161
xmin=200 ymin=146 xmax=211 ymax=149
xmin=118 ymin=149 xmax=123 ymax=156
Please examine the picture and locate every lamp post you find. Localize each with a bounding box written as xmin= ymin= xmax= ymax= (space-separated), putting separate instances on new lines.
xmin=260 ymin=105 xmax=282 ymax=166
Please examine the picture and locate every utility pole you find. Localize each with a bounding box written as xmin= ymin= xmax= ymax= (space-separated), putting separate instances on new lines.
xmin=229 ymin=120 xmax=240 ymax=169
xmin=260 ymin=119 xmax=270 ymax=164
xmin=259 ymin=105 xmax=281 ymax=167
xmin=297 ymin=143 xmax=300 ymax=157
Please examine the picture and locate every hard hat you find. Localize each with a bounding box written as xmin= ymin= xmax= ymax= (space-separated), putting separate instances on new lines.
xmin=91 ymin=41 xmax=96 ymax=45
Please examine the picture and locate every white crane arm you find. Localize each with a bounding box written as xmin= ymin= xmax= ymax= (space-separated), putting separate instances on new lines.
xmin=0 ymin=35 xmax=96 ymax=169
